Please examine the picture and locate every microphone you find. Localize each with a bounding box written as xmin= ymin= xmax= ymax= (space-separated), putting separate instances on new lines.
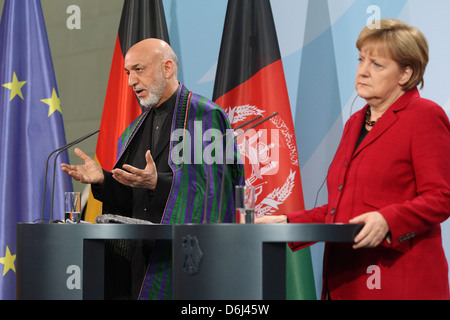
xmin=40 ymin=129 xmax=100 ymax=223
xmin=202 ymin=115 xmax=263 ymax=223
xmin=218 ymin=112 xmax=278 ymax=223
xmin=201 ymin=112 xmax=278 ymax=224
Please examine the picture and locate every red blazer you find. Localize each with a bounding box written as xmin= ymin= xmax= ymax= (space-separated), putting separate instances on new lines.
xmin=288 ymin=89 xmax=450 ymax=299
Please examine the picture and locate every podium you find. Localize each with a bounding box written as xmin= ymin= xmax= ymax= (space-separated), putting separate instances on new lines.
xmin=16 ymin=223 xmax=362 ymax=300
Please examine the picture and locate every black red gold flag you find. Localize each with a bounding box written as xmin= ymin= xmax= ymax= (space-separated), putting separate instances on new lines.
xmin=85 ymin=0 xmax=170 ymax=222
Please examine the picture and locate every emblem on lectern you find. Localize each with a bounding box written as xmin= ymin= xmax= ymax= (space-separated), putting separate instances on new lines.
xmin=181 ymin=235 xmax=203 ymax=275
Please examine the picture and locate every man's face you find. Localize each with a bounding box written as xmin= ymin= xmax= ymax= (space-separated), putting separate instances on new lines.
xmin=124 ymin=50 xmax=166 ymax=108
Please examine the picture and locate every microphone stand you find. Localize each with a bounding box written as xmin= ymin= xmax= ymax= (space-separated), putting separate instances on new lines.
xmin=40 ymin=130 xmax=99 ymax=223
xmin=201 ymin=112 xmax=278 ymax=224
xmin=218 ymin=112 xmax=278 ymax=223
xmin=202 ymin=115 xmax=263 ymax=223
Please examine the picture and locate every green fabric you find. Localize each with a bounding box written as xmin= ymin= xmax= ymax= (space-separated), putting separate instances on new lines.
xmin=286 ymin=245 xmax=317 ymax=300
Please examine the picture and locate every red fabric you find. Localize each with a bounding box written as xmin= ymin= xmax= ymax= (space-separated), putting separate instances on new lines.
xmin=96 ymin=36 xmax=141 ymax=171
xmin=288 ymin=89 xmax=450 ymax=299
xmin=215 ymin=60 xmax=305 ymax=218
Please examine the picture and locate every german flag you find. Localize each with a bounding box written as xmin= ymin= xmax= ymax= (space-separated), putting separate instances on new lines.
xmin=213 ymin=0 xmax=316 ymax=299
xmin=84 ymin=0 xmax=170 ymax=222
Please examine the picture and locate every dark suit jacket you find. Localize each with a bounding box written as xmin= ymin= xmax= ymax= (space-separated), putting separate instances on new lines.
xmin=92 ymin=102 xmax=174 ymax=222
xmin=288 ymin=88 xmax=450 ymax=299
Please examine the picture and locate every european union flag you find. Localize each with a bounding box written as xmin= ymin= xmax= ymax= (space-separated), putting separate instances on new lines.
xmin=0 ymin=0 xmax=73 ymax=299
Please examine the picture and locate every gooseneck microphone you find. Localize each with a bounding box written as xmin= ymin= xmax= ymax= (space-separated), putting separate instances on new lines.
xmin=202 ymin=115 xmax=263 ymax=223
xmin=201 ymin=112 xmax=278 ymax=224
xmin=217 ymin=112 xmax=278 ymax=223
xmin=40 ymin=129 xmax=100 ymax=223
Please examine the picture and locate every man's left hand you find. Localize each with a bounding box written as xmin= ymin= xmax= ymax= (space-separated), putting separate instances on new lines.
xmin=112 ymin=150 xmax=158 ymax=190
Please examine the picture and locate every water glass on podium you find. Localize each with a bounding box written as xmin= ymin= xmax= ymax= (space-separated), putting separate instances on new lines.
xmin=65 ymin=192 xmax=81 ymax=223
xmin=235 ymin=185 xmax=255 ymax=224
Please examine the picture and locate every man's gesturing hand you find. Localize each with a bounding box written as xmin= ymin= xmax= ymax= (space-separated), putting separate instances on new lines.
xmin=61 ymin=148 xmax=104 ymax=184
xmin=111 ymin=150 xmax=158 ymax=190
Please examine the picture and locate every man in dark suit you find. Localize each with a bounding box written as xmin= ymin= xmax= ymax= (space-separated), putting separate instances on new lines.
xmin=62 ymin=39 xmax=179 ymax=223
xmin=62 ymin=39 xmax=244 ymax=299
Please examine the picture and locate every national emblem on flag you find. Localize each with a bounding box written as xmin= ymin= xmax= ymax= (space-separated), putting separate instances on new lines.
xmin=213 ymin=0 xmax=316 ymax=299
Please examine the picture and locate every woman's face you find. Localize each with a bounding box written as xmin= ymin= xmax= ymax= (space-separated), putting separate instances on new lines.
xmin=355 ymin=43 xmax=411 ymax=109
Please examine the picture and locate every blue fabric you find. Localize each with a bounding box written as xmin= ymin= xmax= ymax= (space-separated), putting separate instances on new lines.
xmin=0 ymin=0 xmax=72 ymax=299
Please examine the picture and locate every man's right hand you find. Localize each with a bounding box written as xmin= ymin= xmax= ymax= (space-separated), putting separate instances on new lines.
xmin=61 ymin=148 xmax=104 ymax=184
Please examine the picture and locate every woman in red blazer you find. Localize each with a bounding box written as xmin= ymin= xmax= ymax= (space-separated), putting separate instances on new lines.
xmin=258 ymin=19 xmax=450 ymax=299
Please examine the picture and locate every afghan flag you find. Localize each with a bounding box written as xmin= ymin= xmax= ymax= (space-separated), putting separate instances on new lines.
xmin=84 ymin=0 xmax=170 ymax=222
xmin=213 ymin=0 xmax=316 ymax=299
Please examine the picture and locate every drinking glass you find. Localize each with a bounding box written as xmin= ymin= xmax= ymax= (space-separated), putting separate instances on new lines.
xmin=65 ymin=192 xmax=81 ymax=223
xmin=235 ymin=185 xmax=255 ymax=224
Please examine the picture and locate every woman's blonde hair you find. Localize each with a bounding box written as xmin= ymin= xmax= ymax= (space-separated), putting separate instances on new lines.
xmin=356 ymin=19 xmax=429 ymax=91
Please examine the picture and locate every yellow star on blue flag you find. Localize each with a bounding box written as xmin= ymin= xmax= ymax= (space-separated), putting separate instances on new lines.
xmin=40 ymin=88 xmax=62 ymax=117
xmin=2 ymin=71 xmax=26 ymax=101
xmin=0 ymin=0 xmax=73 ymax=299
xmin=0 ymin=246 xmax=16 ymax=276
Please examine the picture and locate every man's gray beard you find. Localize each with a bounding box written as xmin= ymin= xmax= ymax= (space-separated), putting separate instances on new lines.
xmin=139 ymin=73 xmax=167 ymax=108
xmin=139 ymin=90 xmax=162 ymax=109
